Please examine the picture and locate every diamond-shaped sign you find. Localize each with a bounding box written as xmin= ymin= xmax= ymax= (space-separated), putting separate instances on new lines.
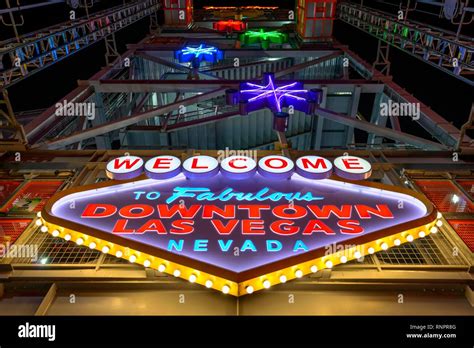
xmin=40 ymin=167 xmax=437 ymax=296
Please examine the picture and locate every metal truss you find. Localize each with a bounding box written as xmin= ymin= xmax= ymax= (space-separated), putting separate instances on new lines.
xmin=105 ymin=33 xmax=120 ymax=66
xmin=26 ymin=42 xmax=465 ymax=152
xmin=337 ymin=42 xmax=472 ymax=150
xmin=36 ymin=88 xmax=228 ymax=149
xmin=0 ymin=89 xmax=27 ymax=150
xmin=457 ymin=103 xmax=474 ymax=151
xmin=338 ymin=2 xmax=474 ymax=85
xmin=314 ymin=107 xmax=447 ymax=150
xmin=373 ymin=39 xmax=390 ymax=76
xmin=0 ymin=0 xmax=160 ymax=89
xmin=35 ymin=80 xmax=448 ymax=151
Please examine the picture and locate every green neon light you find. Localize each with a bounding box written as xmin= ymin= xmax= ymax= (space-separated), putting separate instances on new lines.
xmin=239 ymin=29 xmax=289 ymax=49
xmin=402 ymin=27 xmax=409 ymax=38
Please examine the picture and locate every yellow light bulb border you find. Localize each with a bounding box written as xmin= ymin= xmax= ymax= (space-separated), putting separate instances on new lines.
xmin=37 ymin=216 xmax=439 ymax=297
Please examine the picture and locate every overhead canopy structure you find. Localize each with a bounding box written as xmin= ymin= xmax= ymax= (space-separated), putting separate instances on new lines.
xmin=23 ymin=41 xmax=466 ymax=153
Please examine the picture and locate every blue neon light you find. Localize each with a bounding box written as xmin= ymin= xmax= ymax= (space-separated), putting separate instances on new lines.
xmin=174 ymin=44 xmax=224 ymax=68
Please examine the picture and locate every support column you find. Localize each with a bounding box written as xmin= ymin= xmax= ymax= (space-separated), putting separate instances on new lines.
xmin=149 ymin=11 xmax=161 ymax=34
xmin=367 ymin=92 xmax=387 ymax=146
xmin=92 ymin=92 xmax=111 ymax=149
xmin=373 ymin=39 xmax=391 ymax=76
xmin=345 ymin=85 xmax=361 ymax=146
xmin=311 ymin=86 xmax=328 ymax=149
xmin=0 ymin=89 xmax=27 ymax=149
xmin=163 ymin=0 xmax=193 ymax=28
xmin=456 ymin=103 xmax=474 ymax=151
xmin=296 ymin=0 xmax=336 ymax=42
xmin=105 ymin=33 xmax=120 ymax=66
xmin=34 ymin=283 xmax=57 ymax=316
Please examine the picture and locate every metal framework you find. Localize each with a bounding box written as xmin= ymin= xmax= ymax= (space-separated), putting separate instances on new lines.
xmin=338 ymin=43 xmax=471 ymax=149
xmin=373 ymin=39 xmax=391 ymax=76
xmin=0 ymin=89 xmax=27 ymax=150
xmin=24 ymin=40 xmax=470 ymax=154
xmin=338 ymin=1 xmax=474 ymax=85
xmin=0 ymin=0 xmax=160 ymax=89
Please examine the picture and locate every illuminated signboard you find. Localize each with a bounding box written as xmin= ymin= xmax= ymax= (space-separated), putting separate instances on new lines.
xmin=226 ymin=73 xmax=322 ymax=131
xmin=40 ymin=155 xmax=438 ymax=296
xmin=174 ymin=44 xmax=224 ymax=68
xmin=239 ymin=29 xmax=289 ymax=49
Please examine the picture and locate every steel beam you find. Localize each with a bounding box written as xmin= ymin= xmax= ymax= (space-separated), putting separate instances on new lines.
xmin=312 ymin=86 xmax=328 ymax=150
xmin=88 ymin=79 xmax=384 ymax=93
xmin=274 ymin=52 xmax=343 ymax=78
xmin=37 ymin=88 xmax=228 ymax=149
xmin=337 ymin=43 xmax=471 ymax=148
xmin=314 ymin=107 xmax=448 ymax=150
xmin=201 ymin=58 xmax=290 ymax=73
xmin=0 ymin=1 xmax=64 ymax=15
xmin=24 ymin=85 xmax=93 ymax=144
xmin=24 ymin=36 xmax=147 ymax=144
xmin=383 ymin=84 xmax=468 ymax=148
xmin=34 ymin=283 xmax=57 ymax=316
xmin=136 ymin=52 xmax=222 ymax=80
xmin=346 ymin=86 xmax=362 ymax=145
xmin=138 ymin=49 xmax=341 ymax=59
xmin=367 ymin=92 xmax=386 ymax=145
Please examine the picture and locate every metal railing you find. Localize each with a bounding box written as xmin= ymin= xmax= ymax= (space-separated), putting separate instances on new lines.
xmin=338 ymin=1 xmax=474 ymax=85
xmin=0 ymin=0 xmax=160 ymax=89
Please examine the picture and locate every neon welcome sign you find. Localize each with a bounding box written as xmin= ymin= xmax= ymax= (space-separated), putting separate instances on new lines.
xmin=39 ymin=154 xmax=439 ymax=296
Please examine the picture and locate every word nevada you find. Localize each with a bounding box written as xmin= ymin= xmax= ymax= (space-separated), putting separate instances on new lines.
xmin=106 ymin=154 xmax=373 ymax=181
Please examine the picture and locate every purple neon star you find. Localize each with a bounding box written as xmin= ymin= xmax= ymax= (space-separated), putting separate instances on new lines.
xmin=226 ymin=73 xmax=320 ymax=115
xmin=241 ymin=78 xmax=309 ymax=113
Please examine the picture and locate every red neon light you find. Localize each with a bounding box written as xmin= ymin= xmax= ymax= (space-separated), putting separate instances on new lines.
xmin=82 ymin=203 xmax=399 ymax=236
xmin=213 ymin=20 xmax=246 ymax=32
xmin=204 ymin=6 xmax=278 ymax=11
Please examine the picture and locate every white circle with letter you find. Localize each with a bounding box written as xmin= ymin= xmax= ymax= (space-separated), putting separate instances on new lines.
xmin=144 ymin=156 xmax=181 ymax=180
xmin=106 ymin=155 xmax=144 ymax=180
xmin=220 ymin=156 xmax=257 ymax=180
xmin=182 ymin=155 xmax=219 ymax=179
xmin=295 ymin=155 xmax=333 ymax=179
xmin=333 ymin=156 xmax=372 ymax=180
xmin=258 ymin=155 xmax=294 ymax=179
